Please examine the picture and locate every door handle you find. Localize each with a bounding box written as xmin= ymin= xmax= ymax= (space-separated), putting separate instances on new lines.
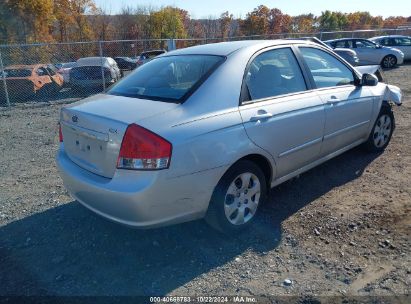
xmin=250 ymin=110 xmax=273 ymax=121
xmin=327 ymin=96 xmax=341 ymax=105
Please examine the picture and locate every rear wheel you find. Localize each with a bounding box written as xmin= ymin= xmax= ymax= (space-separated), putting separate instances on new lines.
xmin=364 ymin=105 xmax=394 ymax=152
xmin=205 ymin=160 xmax=267 ymax=233
xmin=381 ymin=55 xmax=397 ymax=69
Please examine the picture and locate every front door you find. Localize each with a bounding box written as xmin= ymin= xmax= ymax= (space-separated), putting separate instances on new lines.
xmin=298 ymin=47 xmax=374 ymax=157
xmin=239 ymin=47 xmax=325 ymax=179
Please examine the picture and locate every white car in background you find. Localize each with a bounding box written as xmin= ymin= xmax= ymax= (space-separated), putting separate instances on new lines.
xmin=325 ymin=38 xmax=404 ymax=68
xmin=69 ymin=57 xmax=121 ymax=91
xmin=370 ymin=35 xmax=411 ymax=60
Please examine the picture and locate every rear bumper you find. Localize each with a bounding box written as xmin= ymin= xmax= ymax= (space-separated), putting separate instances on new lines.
xmin=56 ymin=147 xmax=224 ymax=228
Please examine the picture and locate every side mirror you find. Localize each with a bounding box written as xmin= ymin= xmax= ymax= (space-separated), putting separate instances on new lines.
xmin=361 ymin=73 xmax=378 ymax=86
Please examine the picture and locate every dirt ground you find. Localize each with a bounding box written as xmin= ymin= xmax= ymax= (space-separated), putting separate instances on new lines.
xmin=0 ymin=64 xmax=410 ymax=301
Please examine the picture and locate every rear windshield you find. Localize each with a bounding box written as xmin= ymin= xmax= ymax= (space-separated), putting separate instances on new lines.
xmin=62 ymin=62 xmax=76 ymax=68
xmin=108 ymin=55 xmax=224 ymax=102
xmin=4 ymin=69 xmax=32 ymax=77
xmin=70 ymin=66 xmax=104 ymax=79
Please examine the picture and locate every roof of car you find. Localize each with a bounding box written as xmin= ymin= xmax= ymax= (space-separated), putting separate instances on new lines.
xmin=370 ymin=35 xmax=411 ymax=39
xmin=141 ymin=49 xmax=166 ymax=54
xmin=165 ymin=40 xmax=317 ymax=56
xmin=326 ymin=38 xmax=376 ymax=42
xmin=76 ymin=57 xmax=114 ymax=67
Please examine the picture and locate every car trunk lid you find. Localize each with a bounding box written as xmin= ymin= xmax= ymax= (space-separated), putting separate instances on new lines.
xmin=60 ymin=94 xmax=178 ymax=178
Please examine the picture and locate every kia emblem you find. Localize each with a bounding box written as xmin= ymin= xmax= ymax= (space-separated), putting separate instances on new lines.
xmin=72 ymin=115 xmax=78 ymax=123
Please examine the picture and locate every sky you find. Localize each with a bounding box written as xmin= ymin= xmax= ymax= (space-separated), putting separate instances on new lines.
xmin=94 ymin=0 xmax=411 ymax=19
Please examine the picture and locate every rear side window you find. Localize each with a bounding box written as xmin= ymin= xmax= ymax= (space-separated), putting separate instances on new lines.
xmin=394 ymin=37 xmax=411 ymax=46
xmin=300 ymin=47 xmax=354 ymax=89
xmin=108 ymin=55 xmax=224 ymax=102
xmin=245 ymin=48 xmax=307 ymax=100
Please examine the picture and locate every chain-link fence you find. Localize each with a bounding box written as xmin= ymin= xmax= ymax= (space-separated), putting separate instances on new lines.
xmin=1 ymin=27 xmax=410 ymax=107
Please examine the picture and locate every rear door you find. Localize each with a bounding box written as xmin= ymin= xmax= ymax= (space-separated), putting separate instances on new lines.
xmin=298 ymin=46 xmax=374 ymax=157
xmin=239 ymin=46 xmax=325 ymax=178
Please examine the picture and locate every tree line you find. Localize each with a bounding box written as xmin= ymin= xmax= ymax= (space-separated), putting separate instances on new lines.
xmin=0 ymin=0 xmax=410 ymax=44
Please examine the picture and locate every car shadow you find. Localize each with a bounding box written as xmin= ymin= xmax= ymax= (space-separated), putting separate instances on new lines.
xmin=0 ymin=147 xmax=380 ymax=296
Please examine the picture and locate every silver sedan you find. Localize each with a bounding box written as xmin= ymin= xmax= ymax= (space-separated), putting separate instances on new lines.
xmin=57 ymin=40 xmax=402 ymax=233
xmin=325 ymin=38 xmax=404 ymax=68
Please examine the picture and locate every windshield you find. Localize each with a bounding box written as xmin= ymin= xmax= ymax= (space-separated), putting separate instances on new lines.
xmin=108 ymin=55 xmax=224 ymax=102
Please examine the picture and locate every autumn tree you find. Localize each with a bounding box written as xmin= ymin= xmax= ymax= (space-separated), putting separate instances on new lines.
xmin=2 ymin=0 xmax=54 ymax=43
xmin=151 ymin=6 xmax=187 ymax=39
xmin=241 ymin=5 xmax=270 ymax=35
xmin=318 ymin=10 xmax=348 ymax=30
xmin=290 ymin=14 xmax=316 ymax=33
xmin=220 ymin=11 xmax=233 ymax=39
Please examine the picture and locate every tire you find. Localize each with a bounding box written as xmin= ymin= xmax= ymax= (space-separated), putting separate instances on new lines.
xmin=205 ymin=160 xmax=267 ymax=234
xmin=364 ymin=104 xmax=394 ymax=152
xmin=381 ymin=55 xmax=397 ymax=69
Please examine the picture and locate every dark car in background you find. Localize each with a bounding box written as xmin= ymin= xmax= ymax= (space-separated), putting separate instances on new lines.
xmin=136 ymin=49 xmax=167 ymax=66
xmin=114 ymin=57 xmax=137 ymax=71
xmin=56 ymin=62 xmax=77 ymax=84
xmin=69 ymin=57 xmax=121 ymax=92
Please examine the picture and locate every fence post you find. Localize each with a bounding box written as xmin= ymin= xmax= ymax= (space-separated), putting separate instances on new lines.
xmin=167 ymin=39 xmax=176 ymax=51
xmin=98 ymin=41 xmax=106 ymax=92
xmin=352 ymin=31 xmax=355 ymax=38
xmin=319 ymin=32 xmax=323 ymax=40
xmin=0 ymin=50 xmax=10 ymax=107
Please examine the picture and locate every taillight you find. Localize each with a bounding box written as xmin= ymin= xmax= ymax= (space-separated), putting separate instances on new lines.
xmin=117 ymin=124 xmax=172 ymax=170
xmin=59 ymin=124 xmax=63 ymax=142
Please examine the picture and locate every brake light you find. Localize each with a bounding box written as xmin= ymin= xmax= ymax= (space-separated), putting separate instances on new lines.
xmin=59 ymin=124 xmax=63 ymax=142
xmin=117 ymin=124 xmax=172 ymax=170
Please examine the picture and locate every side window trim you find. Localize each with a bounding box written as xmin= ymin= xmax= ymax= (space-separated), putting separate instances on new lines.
xmin=295 ymin=45 xmax=361 ymax=90
xmin=239 ymin=45 xmax=311 ymax=106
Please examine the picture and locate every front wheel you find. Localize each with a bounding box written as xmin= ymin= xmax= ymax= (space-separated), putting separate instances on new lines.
xmin=381 ymin=55 xmax=397 ymax=69
xmin=364 ymin=105 xmax=394 ymax=152
xmin=205 ymin=160 xmax=267 ymax=233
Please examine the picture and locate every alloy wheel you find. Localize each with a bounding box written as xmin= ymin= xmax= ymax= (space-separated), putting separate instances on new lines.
xmin=383 ymin=56 xmax=396 ymax=68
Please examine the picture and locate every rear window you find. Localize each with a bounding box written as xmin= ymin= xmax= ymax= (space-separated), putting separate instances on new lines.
xmin=108 ymin=55 xmax=224 ymax=102
xmin=70 ymin=66 xmax=104 ymax=80
xmin=62 ymin=62 xmax=76 ymax=68
xmin=4 ymin=69 xmax=32 ymax=77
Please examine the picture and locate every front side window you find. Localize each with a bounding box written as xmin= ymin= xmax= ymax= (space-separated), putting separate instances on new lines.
xmin=37 ymin=68 xmax=48 ymax=76
xmin=108 ymin=55 xmax=224 ymax=102
xmin=300 ymin=47 xmax=355 ymax=89
xmin=245 ymin=48 xmax=306 ymax=100
xmin=379 ymin=38 xmax=392 ymax=46
xmin=334 ymin=40 xmax=347 ymax=48
xmin=355 ymin=40 xmax=376 ymax=49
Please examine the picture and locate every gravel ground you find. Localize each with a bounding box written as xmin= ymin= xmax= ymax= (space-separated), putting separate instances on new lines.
xmin=0 ymin=64 xmax=410 ymax=300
